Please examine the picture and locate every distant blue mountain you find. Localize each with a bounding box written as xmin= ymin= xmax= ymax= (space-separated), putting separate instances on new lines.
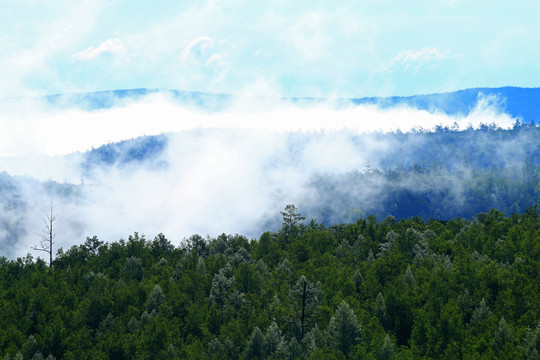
xmin=43 ymin=87 xmax=540 ymax=123
xmin=351 ymin=87 xmax=540 ymax=124
xmin=80 ymin=134 xmax=168 ymax=176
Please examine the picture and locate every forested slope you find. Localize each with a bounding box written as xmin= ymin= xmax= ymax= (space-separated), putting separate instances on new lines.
xmin=1 ymin=206 xmax=539 ymax=359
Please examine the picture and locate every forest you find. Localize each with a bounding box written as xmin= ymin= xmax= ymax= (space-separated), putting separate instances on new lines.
xmin=0 ymin=205 xmax=538 ymax=359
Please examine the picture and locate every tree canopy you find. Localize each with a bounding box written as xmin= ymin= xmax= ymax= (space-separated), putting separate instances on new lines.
xmin=0 ymin=206 xmax=538 ymax=359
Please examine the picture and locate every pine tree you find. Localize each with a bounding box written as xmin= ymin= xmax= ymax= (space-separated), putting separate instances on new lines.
xmin=147 ymin=284 xmax=165 ymax=313
xmin=209 ymin=268 xmax=234 ymax=308
xmin=352 ymin=269 xmax=364 ymax=290
xmin=205 ymin=338 xmax=237 ymax=360
xmin=225 ymin=289 xmax=247 ymax=318
xmin=377 ymin=334 xmax=396 ymax=360
xmin=197 ymin=257 xmax=206 ymax=274
xmin=403 ymin=266 xmax=415 ymax=287
xmin=244 ymin=327 xmax=265 ymax=360
xmin=303 ymin=324 xmax=326 ymax=356
xmin=493 ymin=317 xmax=512 ymax=349
xmin=470 ymin=298 xmax=491 ymax=328
xmin=521 ymin=322 xmax=540 ymax=360
xmin=22 ymin=335 xmax=40 ymax=360
xmin=367 ymin=249 xmax=375 ymax=263
xmin=280 ymin=204 xmax=305 ymax=241
xmin=127 ymin=316 xmax=140 ymax=333
xmin=263 ymin=321 xmax=288 ymax=358
xmin=375 ymin=293 xmax=388 ymax=329
xmin=327 ymin=301 xmax=362 ymax=356
xmin=288 ymin=275 xmax=322 ymax=340
xmin=124 ymin=256 xmax=143 ymax=280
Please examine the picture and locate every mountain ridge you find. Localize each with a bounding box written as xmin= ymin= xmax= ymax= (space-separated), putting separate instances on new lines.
xmin=40 ymin=86 xmax=540 ymax=123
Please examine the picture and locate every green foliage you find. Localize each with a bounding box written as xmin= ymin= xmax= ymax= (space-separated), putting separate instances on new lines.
xmin=147 ymin=284 xmax=165 ymax=313
xmin=244 ymin=327 xmax=264 ymax=360
xmin=288 ymin=275 xmax=322 ymax=340
xmin=123 ymin=256 xmax=143 ymax=281
xmin=0 ymin=206 xmax=538 ymax=359
xmin=377 ymin=334 xmax=396 ymax=360
xmin=280 ymin=204 xmax=306 ymax=241
xmin=327 ymin=301 xmax=362 ymax=356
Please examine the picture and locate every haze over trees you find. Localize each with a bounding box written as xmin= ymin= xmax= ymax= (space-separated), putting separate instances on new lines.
xmin=0 ymin=123 xmax=538 ymax=258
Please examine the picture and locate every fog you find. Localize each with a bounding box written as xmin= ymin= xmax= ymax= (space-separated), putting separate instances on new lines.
xmin=0 ymin=93 xmax=524 ymax=258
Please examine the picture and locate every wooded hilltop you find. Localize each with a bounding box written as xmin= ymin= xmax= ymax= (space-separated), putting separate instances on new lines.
xmin=1 ymin=205 xmax=539 ymax=359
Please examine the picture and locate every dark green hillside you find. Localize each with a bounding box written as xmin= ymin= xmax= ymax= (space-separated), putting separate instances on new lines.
xmin=1 ymin=206 xmax=539 ymax=359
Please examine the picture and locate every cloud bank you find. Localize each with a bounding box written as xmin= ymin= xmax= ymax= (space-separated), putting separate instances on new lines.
xmin=0 ymin=93 xmax=515 ymax=158
xmin=0 ymin=93 xmax=532 ymax=259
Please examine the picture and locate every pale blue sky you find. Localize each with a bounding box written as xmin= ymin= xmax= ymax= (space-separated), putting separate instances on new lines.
xmin=2 ymin=0 xmax=539 ymax=98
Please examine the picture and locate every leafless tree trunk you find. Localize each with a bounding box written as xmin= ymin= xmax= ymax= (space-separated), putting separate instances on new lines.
xmin=32 ymin=201 xmax=56 ymax=268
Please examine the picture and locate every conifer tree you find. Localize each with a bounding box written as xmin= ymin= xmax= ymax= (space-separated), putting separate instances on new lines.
xmin=378 ymin=334 xmax=396 ymax=360
xmin=375 ymin=293 xmax=388 ymax=329
xmin=280 ymin=204 xmax=305 ymax=240
xmin=403 ymin=266 xmax=415 ymax=287
xmin=147 ymin=284 xmax=165 ymax=313
xmin=244 ymin=327 xmax=265 ymax=360
xmin=492 ymin=317 xmax=512 ymax=352
xmin=226 ymin=289 xmax=247 ymax=318
xmin=205 ymin=338 xmax=237 ymax=360
xmin=521 ymin=322 xmax=540 ymax=359
xmin=209 ymin=268 xmax=234 ymax=308
xmin=367 ymin=249 xmax=375 ymax=263
xmin=263 ymin=321 xmax=287 ymax=358
xmin=124 ymin=256 xmax=143 ymax=280
xmin=21 ymin=335 xmax=40 ymax=360
xmin=327 ymin=301 xmax=362 ymax=356
xmin=352 ymin=269 xmax=364 ymax=290
xmin=288 ymin=275 xmax=322 ymax=340
xmin=470 ymin=298 xmax=491 ymax=328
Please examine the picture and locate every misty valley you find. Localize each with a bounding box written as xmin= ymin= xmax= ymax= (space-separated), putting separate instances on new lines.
xmin=0 ymin=121 xmax=539 ymax=359
xmin=0 ymin=123 xmax=538 ymax=258
xmin=5 ymin=0 xmax=540 ymax=357
xmin=0 ymin=88 xmax=539 ymax=359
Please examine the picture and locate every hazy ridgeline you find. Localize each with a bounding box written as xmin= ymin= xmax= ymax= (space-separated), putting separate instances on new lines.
xmin=0 ymin=124 xmax=538 ymax=259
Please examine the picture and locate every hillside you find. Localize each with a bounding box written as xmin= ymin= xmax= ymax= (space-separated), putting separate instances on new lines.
xmin=0 ymin=206 xmax=538 ymax=359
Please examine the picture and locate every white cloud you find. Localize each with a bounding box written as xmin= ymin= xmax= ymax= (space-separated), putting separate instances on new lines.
xmin=180 ymin=36 xmax=229 ymax=67
xmin=0 ymin=0 xmax=105 ymax=96
xmin=389 ymin=47 xmax=457 ymax=72
xmin=181 ymin=36 xmax=214 ymax=59
xmin=0 ymin=93 xmax=516 ymax=160
xmin=206 ymin=51 xmax=228 ymax=66
xmin=73 ymin=38 xmax=127 ymax=60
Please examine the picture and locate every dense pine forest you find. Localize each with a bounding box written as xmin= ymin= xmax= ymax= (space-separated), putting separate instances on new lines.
xmin=1 ymin=205 xmax=538 ymax=359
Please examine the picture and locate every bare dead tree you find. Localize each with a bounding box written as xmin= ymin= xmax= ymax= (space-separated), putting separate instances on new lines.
xmin=32 ymin=201 xmax=56 ymax=268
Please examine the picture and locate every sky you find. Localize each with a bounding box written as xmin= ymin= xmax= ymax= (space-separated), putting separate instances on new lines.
xmin=2 ymin=0 xmax=540 ymax=98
